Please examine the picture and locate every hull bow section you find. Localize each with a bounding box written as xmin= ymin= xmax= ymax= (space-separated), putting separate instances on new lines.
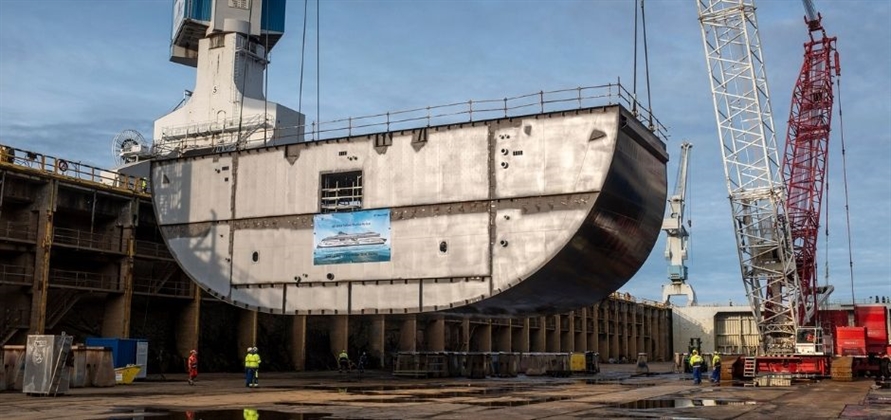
xmin=152 ymin=104 xmax=667 ymax=315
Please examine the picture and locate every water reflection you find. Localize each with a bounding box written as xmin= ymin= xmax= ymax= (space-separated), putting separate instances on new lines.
xmin=613 ymin=398 xmax=757 ymax=409
xmin=110 ymin=408 xmax=332 ymax=420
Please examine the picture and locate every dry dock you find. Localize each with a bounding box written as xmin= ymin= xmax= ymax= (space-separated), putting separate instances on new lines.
xmin=1 ymin=145 xmax=672 ymax=374
xmin=1 ymin=362 xmax=888 ymax=419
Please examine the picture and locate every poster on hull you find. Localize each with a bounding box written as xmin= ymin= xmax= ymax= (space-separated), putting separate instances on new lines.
xmin=313 ymin=209 xmax=391 ymax=265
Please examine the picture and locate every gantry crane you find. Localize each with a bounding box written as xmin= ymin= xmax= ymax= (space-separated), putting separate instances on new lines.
xmin=697 ymin=0 xmax=801 ymax=354
xmin=662 ymin=141 xmax=696 ymax=306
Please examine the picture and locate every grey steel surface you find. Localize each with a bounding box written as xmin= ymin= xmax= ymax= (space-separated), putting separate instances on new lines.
xmin=460 ymin=114 xmax=668 ymax=315
xmin=152 ymin=104 xmax=667 ymax=315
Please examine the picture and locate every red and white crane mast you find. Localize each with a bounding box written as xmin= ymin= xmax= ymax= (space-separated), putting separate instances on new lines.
xmin=700 ymin=0 xmax=890 ymax=380
xmin=781 ymin=0 xmax=839 ymax=327
xmin=696 ymin=0 xmax=801 ymax=354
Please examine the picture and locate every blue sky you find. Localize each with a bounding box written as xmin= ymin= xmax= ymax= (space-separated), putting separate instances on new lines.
xmin=1 ymin=0 xmax=888 ymax=307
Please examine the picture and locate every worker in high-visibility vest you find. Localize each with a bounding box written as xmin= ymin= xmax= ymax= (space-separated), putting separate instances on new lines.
xmin=187 ymin=350 xmax=198 ymax=385
xmin=710 ymin=352 xmax=722 ymax=383
xmin=244 ymin=347 xmax=261 ymax=387
xmin=689 ymin=350 xmax=703 ymax=385
xmin=338 ymin=350 xmax=350 ymax=373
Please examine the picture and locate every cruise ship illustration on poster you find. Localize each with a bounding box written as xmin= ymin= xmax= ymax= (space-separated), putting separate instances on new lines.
xmin=313 ymin=210 xmax=391 ymax=265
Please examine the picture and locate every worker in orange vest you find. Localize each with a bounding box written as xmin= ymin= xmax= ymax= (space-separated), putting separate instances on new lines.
xmin=187 ymin=349 xmax=199 ymax=385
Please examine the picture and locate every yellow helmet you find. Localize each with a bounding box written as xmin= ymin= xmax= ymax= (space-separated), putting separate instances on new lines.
xmin=692 ymin=350 xmax=698 ymax=355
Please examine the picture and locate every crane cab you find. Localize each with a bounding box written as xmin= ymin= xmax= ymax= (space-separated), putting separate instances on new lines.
xmin=795 ymin=327 xmax=829 ymax=355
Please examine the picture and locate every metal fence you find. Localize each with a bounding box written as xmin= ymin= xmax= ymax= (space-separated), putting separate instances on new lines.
xmin=0 ymin=221 xmax=34 ymax=241
xmin=0 ymin=264 xmax=31 ymax=285
xmin=0 ymin=145 xmax=148 ymax=195
xmin=53 ymin=227 xmax=119 ymax=252
xmin=49 ymin=269 xmax=118 ymax=292
xmin=152 ymin=82 xmax=669 ymax=155
xmin=133 ymin=275 xmax=193 ymax=297
xmin=134 ymin=240 xmax=173 ymax=259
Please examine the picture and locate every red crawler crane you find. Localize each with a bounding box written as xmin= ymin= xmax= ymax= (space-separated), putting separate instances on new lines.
xmin=700 ymin=0 xmax=890 ymax=380
xmin=782 ymin=2 xmax=890 ymax=380
xmin=781 ymin=0 xmax=839 ymax=328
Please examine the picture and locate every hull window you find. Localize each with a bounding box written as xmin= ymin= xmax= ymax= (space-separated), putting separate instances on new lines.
xmin=320 ymin=171 xmax=363 ymax=213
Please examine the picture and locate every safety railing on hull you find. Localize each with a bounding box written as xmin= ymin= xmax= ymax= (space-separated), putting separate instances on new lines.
xmin=151 ymin=81 xmax=669 ymax=156
xmin=0 ymin=144 xmax=149 ymax=195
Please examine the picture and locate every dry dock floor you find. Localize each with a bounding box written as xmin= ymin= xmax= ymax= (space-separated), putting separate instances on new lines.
xmin=1 ymin=362 xmax=889 ymax=419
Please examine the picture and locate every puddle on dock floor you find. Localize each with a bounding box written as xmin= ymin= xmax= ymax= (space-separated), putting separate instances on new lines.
xmin=342 ymin=384 xmax=538 ymax=396
xmin=613 ymin=398 xmax=757 ymax=409
xmin=108 ymin=408 xmax=333 ymax=420
xmin=338 ymin=395 xmax=577 ymax=407
xmin=585 ymin=378 xmax=658 ymax=387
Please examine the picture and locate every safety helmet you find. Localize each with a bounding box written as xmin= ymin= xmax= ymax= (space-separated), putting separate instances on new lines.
xmin=247 ymin=347 xmax=253 ymax=352
xmin=692 ymin=350 xmax=698 ymax=354
xmin=190 ymin=349 xmax=197 ymax=354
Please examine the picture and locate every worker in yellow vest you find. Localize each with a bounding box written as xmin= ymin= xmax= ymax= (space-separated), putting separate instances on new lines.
xmin=244 ymin=347 xmax=261 ymax=387
xmin=710 ymin=352 xmax=722 ymax=383
xmin=689 ymin=350 xmax=703 ymax=385
xmin=338 ymin=350 xmax=350 ymax=373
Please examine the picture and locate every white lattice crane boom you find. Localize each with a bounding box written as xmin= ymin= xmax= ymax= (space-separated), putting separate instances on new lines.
xmin=696 ymin=0 xmax=802 ymax=354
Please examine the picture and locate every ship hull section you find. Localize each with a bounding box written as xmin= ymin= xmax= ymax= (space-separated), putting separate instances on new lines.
xmin=152 ymin=105 xmax=667 ymax=315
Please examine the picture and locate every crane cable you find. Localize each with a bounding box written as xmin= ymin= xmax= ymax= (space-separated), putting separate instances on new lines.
xmin=316 ymin=0 xmax=321 ymax=139
xmin=631 ymin=0 xmax=654 ymax=127
xmin=235 ymin=4 xmax=254 ymax=149
xmin=297 ymin=0 xmax=321 ymax=140
xmin=835 ymin=75 xmax=857 ymax=306
xmin=686 ymin=144 xmax=694 ymax=260
xmin=298 ymin=0 xmax=308 ymax=115
xmin=641 ymin=0 xmax=654 ymax=129
xmin=263 ymin=1 xmax=270 ymax=146
xmin=632 ymin=0 xmax=639 ymax=116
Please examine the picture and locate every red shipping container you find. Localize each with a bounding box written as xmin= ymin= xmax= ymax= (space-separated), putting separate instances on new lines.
xmin=835 ymin=326 xmax=867 ymax=356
